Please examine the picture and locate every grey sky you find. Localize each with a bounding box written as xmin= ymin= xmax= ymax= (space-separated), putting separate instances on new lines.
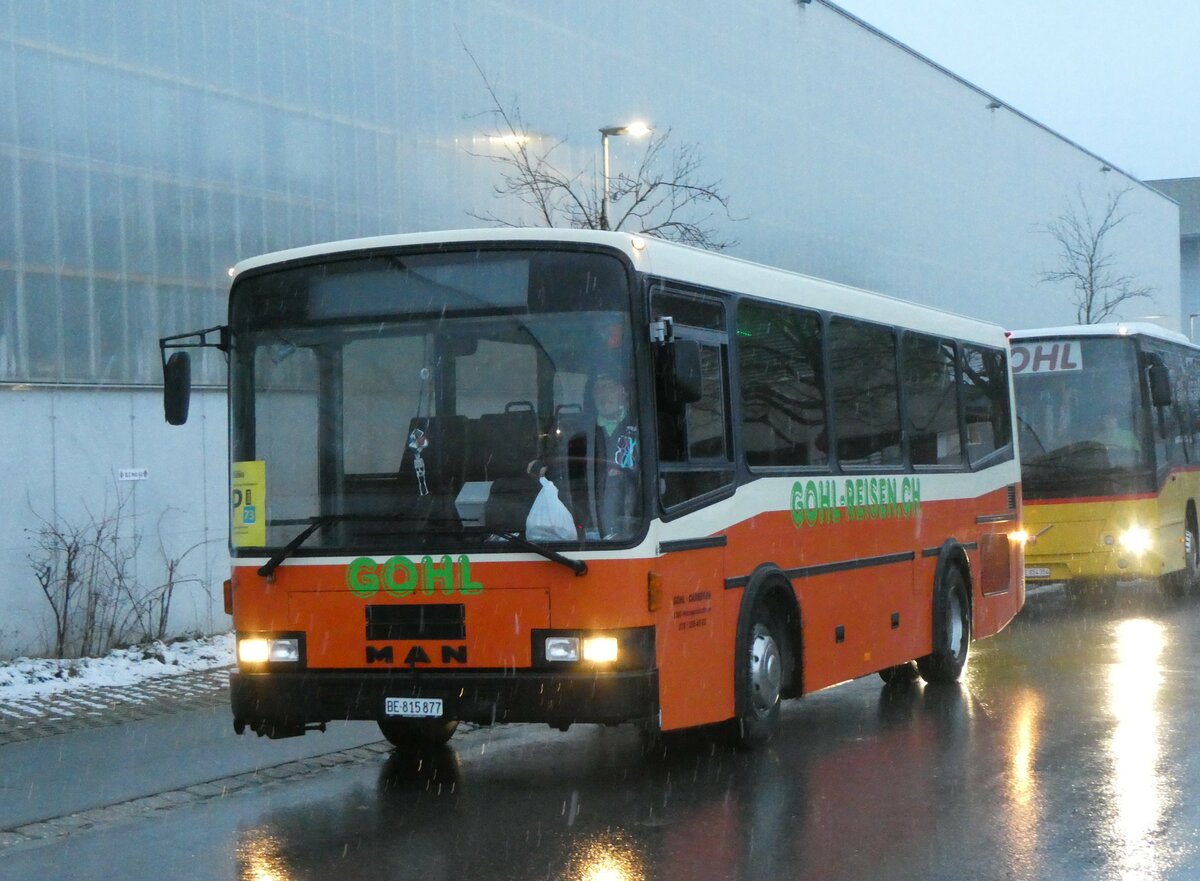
xmin=831 ymin=0 xmax=1199 ymax=182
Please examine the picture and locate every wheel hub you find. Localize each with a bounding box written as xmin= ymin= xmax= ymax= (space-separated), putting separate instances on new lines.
xmin=948 ymin=591 xmax=964 ymax=654
xmin=749 ymin=627 xmax=782 ymax=715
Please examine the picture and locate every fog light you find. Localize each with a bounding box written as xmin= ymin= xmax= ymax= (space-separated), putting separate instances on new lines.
xmin=545 ymin=636 xmax=580 ymax=662
xmin=582 ymin=636 xmax=619 ymax=664
xmin=238 ymin=638 xmax=270 ymax=664
xmin=1119 ymin=526 xmax=1152 ymax=556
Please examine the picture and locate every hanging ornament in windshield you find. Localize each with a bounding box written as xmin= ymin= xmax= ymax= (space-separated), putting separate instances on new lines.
xmin=408 ymin=428 xmax=430 ymax=496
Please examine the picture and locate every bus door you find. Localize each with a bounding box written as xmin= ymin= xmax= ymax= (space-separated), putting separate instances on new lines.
xmin=649 ymin=286 xmax=736 ymax=730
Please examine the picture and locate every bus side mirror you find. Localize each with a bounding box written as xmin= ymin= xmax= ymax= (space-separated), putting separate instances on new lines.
xmin=664 ymin=339 xmax=703 ymax=408
xmin=1149 ymin=362 xmax=1172 ymax=408
xmin=164 ymin=351 xmax=192 ymax=425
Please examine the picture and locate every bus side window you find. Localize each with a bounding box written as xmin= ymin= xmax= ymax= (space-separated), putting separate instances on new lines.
xmin=652 ymin=289 xmax=734 ymax=511
xmin=829 ymin=317 xmax=902 ymax=467
xmin=1149 ymin=350 xmax=1188 ymax=466
xmin=960 ymin=344 xmax=1012 ymax=467
xmin=901 ymin=333 xmax=962 ymax=467
xmin=736 ymin=299 xmax=828 ymax=469
xmin=657 ymin=341 xmax=734 ymax=508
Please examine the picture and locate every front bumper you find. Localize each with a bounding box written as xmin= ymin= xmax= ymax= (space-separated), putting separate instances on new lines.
xmin=231 ymin=667 xmax=659 ymax=731
xmin=1024 ymin=547 xmax=1162 ymax=584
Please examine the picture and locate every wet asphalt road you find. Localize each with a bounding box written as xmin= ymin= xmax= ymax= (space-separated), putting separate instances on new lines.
xmin=5 ymin=582 xmax=1200 ymax=881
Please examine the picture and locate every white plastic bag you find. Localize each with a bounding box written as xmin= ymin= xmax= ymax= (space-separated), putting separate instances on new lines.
xmin=525 ymin=477 xmax=577 ymax=542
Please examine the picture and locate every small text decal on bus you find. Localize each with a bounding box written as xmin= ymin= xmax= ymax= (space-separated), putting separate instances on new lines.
xmin=346 ymin=555 xmax=484 ymax=598
xmin=791 ymin=477 xmax=922 ymax=527
xmin=1009 ymin=341 xmax=1083 ymax=375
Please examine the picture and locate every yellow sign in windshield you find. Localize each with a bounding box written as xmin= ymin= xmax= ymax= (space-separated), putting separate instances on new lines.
xmin=232 ymin=460 xmax=266 ymax=547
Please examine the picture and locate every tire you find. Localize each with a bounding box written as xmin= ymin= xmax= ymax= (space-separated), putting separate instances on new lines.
xmin=377 ymin=717 xmax=459 ymax=750
xmin=917 ymin=565 xmax=971 ymax=684
xmin=1162 ymin=510 xmax=1199 ymax=599
xmin=878 ymin=660 xmax=920 ymax=685
xmin=729 ymin=599 xmax=786 ymax=750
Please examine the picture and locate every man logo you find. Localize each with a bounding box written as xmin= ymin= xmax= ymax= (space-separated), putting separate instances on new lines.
xmin=366 ymin=645 xmax=393 ymax=664
xmin=403 ymin=646 xmax=432 ymax=666
xmin=365 ymin=645 xmax=468 ymax=665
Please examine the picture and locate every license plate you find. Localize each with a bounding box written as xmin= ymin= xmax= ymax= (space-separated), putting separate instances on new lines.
xmin=384 ymin=697 xmax=443 ymax=718
xmin=1025 ymin=566 xmax=1052 ymax=579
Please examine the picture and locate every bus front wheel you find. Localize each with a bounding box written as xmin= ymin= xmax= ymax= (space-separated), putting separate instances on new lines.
xmin=1163 ymin=510 xmax=1200 ymax=598
xmin=377 ymin=717 xmax=459 ymax=750
xmin=730 ymin=599 xmax=786 ymax=749
xmin=917 ymin=565 xmax=971 ymax=684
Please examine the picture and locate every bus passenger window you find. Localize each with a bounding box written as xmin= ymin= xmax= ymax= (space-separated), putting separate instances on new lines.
xmin=961 ymin=344 xmax=1012 ymax=466
xmin=901 ymin=334 xmax=961 ymax=466
xmin=736 ymin=300 xmax=827 ymax=468
xmin=829 ymin=318 xmax=902 ymax=467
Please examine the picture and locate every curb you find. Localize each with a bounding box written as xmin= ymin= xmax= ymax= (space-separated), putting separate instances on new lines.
xmin=0 ymin=667 xmax=233 ymax=746
xmin=0 ymin=739 xmax=396 ymax=851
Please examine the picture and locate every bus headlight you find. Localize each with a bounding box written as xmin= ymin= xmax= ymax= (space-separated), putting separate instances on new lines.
xmin=238 ymin=637 xmax=300 ymax=664
xmin=1118 ymin=526 xmax=1153 ymax=556
xmin=582 ymin=636 xmax=620 ymax=664
xmin=536 ymin=627 xmax=654 ymax=670
xmin=544 ymin=635 xmax=621 ymax=664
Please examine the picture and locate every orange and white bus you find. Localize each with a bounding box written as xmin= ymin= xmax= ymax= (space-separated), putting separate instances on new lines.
xmin=1011 ymin=324 xmax=1200 ymax=598
xmin=161 ymin=229 xmax=1025 ymax=750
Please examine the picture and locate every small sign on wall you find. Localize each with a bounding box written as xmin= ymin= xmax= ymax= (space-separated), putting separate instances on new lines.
xmin=118 ymin=468 xmax=149 ymax=481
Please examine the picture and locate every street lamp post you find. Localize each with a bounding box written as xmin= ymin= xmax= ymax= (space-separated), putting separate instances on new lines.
xmin=599 ymin=121 xmax=651 ymax=231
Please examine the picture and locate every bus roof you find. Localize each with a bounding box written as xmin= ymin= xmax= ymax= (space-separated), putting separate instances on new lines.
xmin=231 ymin=228 xmax=1007 ymax=346
xmin=1011 ymin=322 xmax=1195 ymax=349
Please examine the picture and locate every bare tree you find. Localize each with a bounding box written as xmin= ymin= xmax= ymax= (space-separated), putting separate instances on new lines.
xmin=122 ymin=509 xmax=211 ymax=645
xmin=26 ymin=486 xmax=213 ymax=657
xmin=462 ymin=45 xmax=738 ymax=250
xmin=1039 ymin=186 xmax=1156 ymax=324
xmin=26 ymin=485 xmax=139 ymax=659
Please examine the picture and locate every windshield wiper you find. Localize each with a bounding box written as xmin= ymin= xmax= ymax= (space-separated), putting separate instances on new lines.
xmin=488 ymin=531 xmax=588 ymax=576
xmin=257 ymin=514 xmax=461 ymax=578
xmin=257 ymin=516 xmax=587 ymax=578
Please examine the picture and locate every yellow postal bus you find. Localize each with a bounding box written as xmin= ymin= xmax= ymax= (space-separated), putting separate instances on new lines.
xmin=1012 ymin=323 xmax=1200 ymax=597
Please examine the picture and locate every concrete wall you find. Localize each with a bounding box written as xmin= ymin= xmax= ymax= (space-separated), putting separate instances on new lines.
xmin=0 ymin=388 xmax=227 ymax=657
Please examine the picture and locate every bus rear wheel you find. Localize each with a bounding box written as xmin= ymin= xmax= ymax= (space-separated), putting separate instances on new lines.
xmin=377 ymin=717 xmax=459 ymax=750
xmin=917 ymin=565 xmax=971 ymax=684
xmin=730 ymin=599 xmax=786 ymax=749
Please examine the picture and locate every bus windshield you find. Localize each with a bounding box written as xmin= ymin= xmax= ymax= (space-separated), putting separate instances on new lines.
xmin=229 ymin=247 xmax=643 ymax=554
xmin=1013 ymin=336 xmax=1152 ymax=497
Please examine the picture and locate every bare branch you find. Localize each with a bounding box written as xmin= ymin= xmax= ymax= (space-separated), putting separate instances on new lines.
xmin=460 ymin=44 xmax=740 ymax=250
xmin=1038 ymin=186 xmax=1156 ymax=324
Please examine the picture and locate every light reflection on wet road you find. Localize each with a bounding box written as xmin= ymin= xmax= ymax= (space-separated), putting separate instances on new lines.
xmin=7 ymin=583 xmax=1200 ymax=881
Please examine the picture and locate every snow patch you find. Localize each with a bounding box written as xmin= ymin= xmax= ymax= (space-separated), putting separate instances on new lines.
xmin=0 ymin=633 xmax=234 ymax=702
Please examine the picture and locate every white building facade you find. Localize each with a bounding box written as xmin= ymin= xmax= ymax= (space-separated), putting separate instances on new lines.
xmin=0 ymin=0 xmax=1181 ymax=657
xmin=1148 ymin=178 xmax=1200 ymax=339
